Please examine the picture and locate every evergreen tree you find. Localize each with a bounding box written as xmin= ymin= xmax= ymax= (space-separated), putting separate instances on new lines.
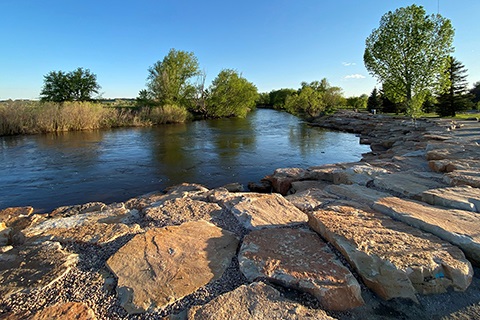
xmin=436 ymin=57 xmax=473 ymax=117
xmin=367 ymin=88 xmax=382 ymax=113
xmin=470 ymin=81 xmax=480 ymax=109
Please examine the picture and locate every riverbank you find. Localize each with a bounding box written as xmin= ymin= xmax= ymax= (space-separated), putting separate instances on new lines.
xmin=0 ymin=100 xmax=189 ymax=136
xmin=1 ymin=111 xmax=480 ymax=319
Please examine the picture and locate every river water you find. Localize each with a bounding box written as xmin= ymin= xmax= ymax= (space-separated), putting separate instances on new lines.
xmin=0 ymin=109 xmax=370 ymax=212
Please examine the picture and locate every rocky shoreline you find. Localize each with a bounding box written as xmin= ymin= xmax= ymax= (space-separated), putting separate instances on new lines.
xmin=1 ymin=110 xmax=480 ymax=319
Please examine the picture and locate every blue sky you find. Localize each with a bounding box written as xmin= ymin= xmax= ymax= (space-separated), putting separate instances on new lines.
xmin=1 ymin=0 xmax=479 ymax=100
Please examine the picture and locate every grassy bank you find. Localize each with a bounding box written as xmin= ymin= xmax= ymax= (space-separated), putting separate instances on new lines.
xmin=0 ymin=101 xmax=189 ymax=136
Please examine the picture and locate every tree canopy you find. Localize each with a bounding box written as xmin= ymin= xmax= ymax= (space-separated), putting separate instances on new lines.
xmin=436 ymin=57 xmax=473 ymax=117
xmin=146 ymin=48 xmax=201 ymax=108
xmin=284 ymin=79 xmax=344 ymax=118
xmin=40 ymin=67 xmax=100 ymax=102
xmin=364 ymin=4 xmax=454 ymax=119
xmin=206 ymin=69 xmax=258 ymax=118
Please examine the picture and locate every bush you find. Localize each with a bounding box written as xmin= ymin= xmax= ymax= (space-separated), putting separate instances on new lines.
xmin=143 ymin=105 xmax=189 ymax=124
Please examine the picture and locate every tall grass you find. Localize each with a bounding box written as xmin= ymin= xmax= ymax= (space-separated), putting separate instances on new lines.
xmin=0 ymin=101 xmax=190 ymax=136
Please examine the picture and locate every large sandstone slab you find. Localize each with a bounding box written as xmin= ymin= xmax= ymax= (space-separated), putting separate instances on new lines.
xmin=31 ymin=302 xmax=96 ymax=320
xmin=444 ymin=170 xmax=480 ymax=188
xmin=307 ymin=203 xmax=472 ymax=303
xmin=37 ymin=222 xmax=141 ymax=246
xmin=324 ymin=184 xmax=390 ymax=207
xmin=373 ymin=197 xmax=480 ymax=265
xmin=373 ymin=172 xmax=444 ymax=199
xmin=24 ymin=206 xmax=139 ymax=239
xmin=285 ymin=188 xmax=338 ymax=212
xmin=0 ymin=241 xmax=78 ymax=298
xmin=218 ymin=193 xmax=307 ymax=230
xmin=144 ymin=197 xmax=222 ymax=226
xmin=238 ymin=228 xmax=364 ymax=310
xmin=188 ymin=282 xmax=336 ymax=320
xmin=429 ymin=159 xmax=480 ymax=173
xmin=106 ymin=220 xmax=239 ymax=314
xmin=265 ymin=168 xmax=313 ymax=195
xmin=125 ymin=183 xmax=209 ymax=210
xmin=331 ymin=164 xmax=389 ymax=186
xmin=421 ymin=186 xmax=480 ymax=212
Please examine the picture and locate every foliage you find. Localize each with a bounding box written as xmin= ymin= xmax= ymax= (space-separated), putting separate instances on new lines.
xmin=256 ymin=92 xmax=271 ymax=107
xmin=269 ymin=88 xmax=297 ymax=109
xmin=436 ymin=57 xmax=473 ymax=117
xmin=146 ymin=49 xmax=201 ymax=109
xmin=284 ymin=79 xmax=344 ymax=118
xmin=364 ymin=4 xmax=455 ymax=119
xmin=141 ymin=105 xmax=189 ymax=124
xmin=40 ymin=68 xmax=101 ymax=102
xmin=470 ymin=81 xmax=480 ymax=109
xmin=366 ymin=88 xmax=382 ymax=113
xmin=136 ymin=89 xmax=156 ymax=108
xmin=0 ymin=100 xmax=192 ymax=136
xmin=206 ymin=69 xmax=258 ymax=118
xmin=346 ymin=94 xmax=368 ymax=111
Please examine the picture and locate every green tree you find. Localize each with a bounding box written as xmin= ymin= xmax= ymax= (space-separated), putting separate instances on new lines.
xmin=206 ymin=69 xmax=258 ymax=118
xmin=346 ymin=94 xmax=368 ymax=111
xmin=269 ymin=88 xmax=297 ymax=109
xmin=284 ymin=79 xmax=343 ymax=118
xmin=147 ymin=49 xmax=201 ymax=108
xmin=364 ymin=4 xmax=454 ymax=119
xmin=436 ymin=57 xmax=473 ymax=117
xmin=367 ymin=88 xmax=382 ymax=113
xmin=470 ymin=81 xmax=480 ymax=109
xmin=40 ymin=68 xmax=100 ymax=102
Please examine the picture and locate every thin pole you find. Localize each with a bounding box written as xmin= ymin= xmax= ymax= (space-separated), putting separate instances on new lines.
xmin=438 ymin=0 xmax=440 ymax=14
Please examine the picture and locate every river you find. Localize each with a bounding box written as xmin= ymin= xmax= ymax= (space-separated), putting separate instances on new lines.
xmin=0 ymin=109 xmax=370 ymax=212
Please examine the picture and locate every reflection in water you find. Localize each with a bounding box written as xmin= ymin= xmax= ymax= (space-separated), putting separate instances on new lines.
xmin=0 ymin=109 xmax=370 ymax=212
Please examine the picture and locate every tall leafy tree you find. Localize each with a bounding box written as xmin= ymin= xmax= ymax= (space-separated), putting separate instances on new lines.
xmin=436 ymin=57 xmax=473 ymax=117
xmin=284 ymin=79 xmax=344 ymax=118
xmin=40 ymin=68 xmax=100 ymax=102
xmin=206 ymin=69 xmax=258 ymax=118
xmin=147 ymin=49 xmax=201 ymax=108
xmin=364 ymin=4 xmax=454 ymax=119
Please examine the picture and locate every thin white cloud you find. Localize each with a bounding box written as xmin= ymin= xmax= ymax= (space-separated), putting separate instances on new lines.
xmin=342 ymin=62 xmax=356 ymax=67
xmin=344 ymin=74 xmax=366 ymax=79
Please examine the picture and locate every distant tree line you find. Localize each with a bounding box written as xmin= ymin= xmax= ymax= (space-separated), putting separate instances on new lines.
xmin=255 ymin=79 xmax=346 ymax=119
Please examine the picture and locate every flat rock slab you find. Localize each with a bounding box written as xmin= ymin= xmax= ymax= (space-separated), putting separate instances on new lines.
xmin=238 ymin=228 xmax=364 ymax=310
xmin=421 ymin=186 xmax=480 ymax=212
xmin=373 ymin=197 xmax=480 ymax=265
xmin=429 ymin=159 xmax=480 ymax=173
xmin=373 ymin=172 xmax=444 ymax=199
xmin=125 ymin=183 xmax=209 ymax=210
xmin=38 ymin=222 xmax=141 ymax=246
xmin=265 ymin=168 xmax=314 ymax=195
xmin=188 ymin=282 xmax=336 ymax=320
xmin=144 ymin=198 xmax=222 ymax=226
xmin=444 ymin=170 xmax=480 ymax=188
xmin=332 ymin=165 xmax=389 ymax=186
xmin=31 ymin=302 xmax=97 ymax=320
xmin=286 ymin=188 xmax=338 ymax=212
xmin=218 ymin=193 xmax=307 ymax=230
xmin=106 ymin=220 xmax=239 ymax=314
xmin=307 ymin=203 xmax=472 ymax=303
xmin=24 ymin=207 xmax=139 ymax=238
xmin=325 ymin=184 xmax=390 ymax=207
xmin=0 ymin=241 xmax=78 ymax=298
